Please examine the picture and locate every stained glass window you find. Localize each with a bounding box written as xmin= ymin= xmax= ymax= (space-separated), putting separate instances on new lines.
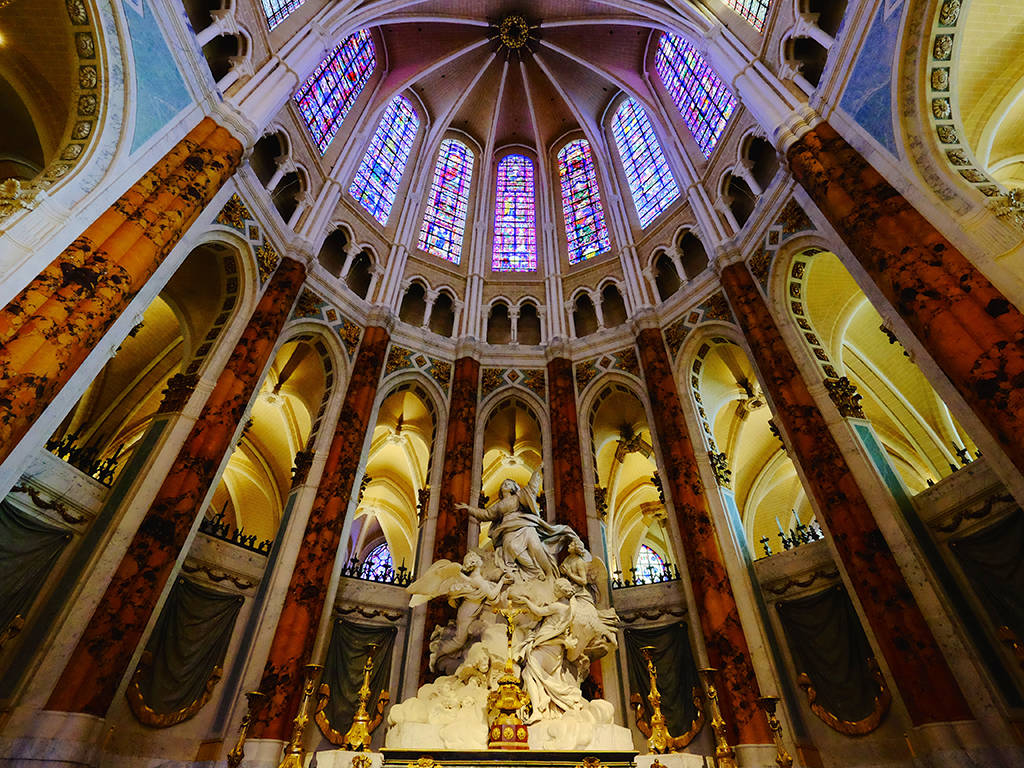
xmin=294 ymin=29 xmax=375 ymax=154
xmin=557 ymin=140 xmax=610 ymax=265
xmin=492 ymin=154 xmax=537 ymax=272
xmin=635 ymin=544 xmax=667 ymax=583
xmin=656 ymin=35 xmax=737 ymax=157
xmin=611 ymin=98 xmax=680 ymax=228
xmin=261 ymin=0 xmax=305 ymax=29
xmin=360 ymin=542 xmax=394 ymax=582
xmin=418 ymin=139 xmax=474 ymax=264
xmin=724 ymin=0 xmax=770 ymax=33
xmin=349 ymin=96 xmax=419 ymax=225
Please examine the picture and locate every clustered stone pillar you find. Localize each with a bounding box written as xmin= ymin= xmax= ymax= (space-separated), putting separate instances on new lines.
xmin=0 ymin=117 xmax=244 ymax=463
xmin=250 ymin=325 xmax=391 ymax=740
xmin=420 ymin=354 xmax=480 ymax=680
xmin=45 ymin=257 xmax=306 ymax=716
xmin=635 ymin=326 xmax=773 ymax=747
xmin=787 ymin=122 xmax=1024 ymax=476
xmin=720 ymin=261 xmax=972 ymax=726
xmin=546 ymin=354 xmax=589 ymax=543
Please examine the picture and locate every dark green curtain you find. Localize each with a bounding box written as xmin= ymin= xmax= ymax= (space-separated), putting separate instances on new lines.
xmin=0 ymin=500 xmax=71 ymax=632
xmin=320 ymin=619 xmax=397 ymax=737
xmin=623 ymin=621 xmax=700 ymax=735
xmin=776 ymin=585 xmax=877 ymax=722
xmin=138 ymin=577 xmax=243 ymax=714
xmin=951 ymin=508 xmax=1024 ymax=642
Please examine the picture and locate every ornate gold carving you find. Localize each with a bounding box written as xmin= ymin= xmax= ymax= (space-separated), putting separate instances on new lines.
xmin=756 ymin=697 xmax=794 ymax=768
xmin=216 ymin=194 xmax=251 ymax=232
xmin=294 ymin=290 xmax=324 ymax=319
xmin=697 ymin=668 xmax=737 ymax=768
xmin=938 ymin=0 xmax=961 ymax=25
xmin=989 ymin=189 xmax=1024 ymax=230
xmin=708 ymin=450 xmax=732 ymax=488
xmin=342 ymin=644 xmax=390 ymax=750
xmin=256 ymin=242 xmax=281 ymax=283
xmin=575 ymin=758 xmax=602 ymax=768
xmin=226 ymin=690 xmax=266 ymax=768
xmin=823 ymin=376 xmax=865 ymax=419
xmin=631 ymin=646 xmax=704 ymax=753
xmin=487 ymin=608 xmax=530 ymax=749
xmin=407 ymin=758 xmax=442 ymax=768
xmin=351 ymin=755 xmax=372 ymax=768
xmin=126 ymin=651 xmax=223 ymax=727
xmin=0 ymin=179 xmax=41 ymax=219
xmin=797 ymin=657 xmax=890 ymax=735
xmin=277 ymin=664 xmax=323 ymax=768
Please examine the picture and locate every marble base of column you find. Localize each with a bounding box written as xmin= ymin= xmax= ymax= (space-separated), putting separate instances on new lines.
xmin=0 ymin=710 xmax=105 ymax=768
xmin=906 ymin=720 xmax=1024 ymax=768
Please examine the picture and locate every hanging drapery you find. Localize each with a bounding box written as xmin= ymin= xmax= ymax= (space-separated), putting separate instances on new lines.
xmin=623 ymin=621 xmax=702 ymax=738
xmin=0 ymin=500 xmax=71 ymax=642
xmin=950 ymin=508 xmax=1024 ymax=647
xmin=315 ymin=619 xmax=397 ymax=744
xmin=126 ymin=576 xmax=243 ymax=727
xmin=776 ymin=585 xmax=890 ymax=735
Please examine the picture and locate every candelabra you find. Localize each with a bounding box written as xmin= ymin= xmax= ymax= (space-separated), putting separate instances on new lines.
xmin=227 ymin=691 xmax=266 ymax=768
xmin=697 ymin=668 xmax=737 ymax=768
xmin=756 ymin=696 xmax=794 ymax=768
xmin=487 ymin=608 xmax=530 ymax=749
xmin=342 ymin=644 xmax=382 ymax=750
xmin=277 ymin=663 xmax=323 ymax=768
xmin=631 ymin=647 xmax=704 ymax=753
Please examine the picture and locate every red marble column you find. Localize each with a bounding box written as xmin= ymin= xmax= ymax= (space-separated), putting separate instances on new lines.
xmin=421 ymin=355 xmax=479 ymax=680
xmin=546 ymin=356 xmax=588 ymax=545
xmin=250 ymin=325 xmax=391 ymax=740
xmin=636 ymin=327 xmax=773 ymax=746
xmin=788 ymin=122 xmax=1024 ymax=475
xmin=45 ymin=257 xmax=306 ymax=716
xmin=0 ymin=117 xmax=243 ymax=462
xmin=720 ymin=261 xmax=972 ymax=726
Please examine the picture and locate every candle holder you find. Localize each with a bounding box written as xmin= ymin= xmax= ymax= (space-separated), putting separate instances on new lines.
xmin=277 ymin=664 xmax=323 ymax=768
xmin=756 ymin=696 xmax=794 ymax=768
xmin=227 ymin=690 xmax=266 ymax=768
xmin=697 ymin=668 xmax=737 ymax=768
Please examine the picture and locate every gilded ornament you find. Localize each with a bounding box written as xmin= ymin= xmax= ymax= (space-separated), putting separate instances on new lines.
xmin=756 ymin=697 xmax=794 ymax=768
xmin=701 ymin=293 xmax=732 ymax=323
xmin=931 ymin=98 xmax=951 ymax=120
xmin=797 ymin=657 xmax=890 ymax=735
xmin=938 ymin=0 xmax=961 ymax=26
xmin=481 ymin=367 xmax=506 ymax=397
xmin=630 ymin=646 xmax=704 ymax=753
xmin=945 ymin=149 xmax=969 ymax=166
xmin=293 ymin=289 xmax=324 ymax=319
xmin=79 ymin=65 xmax=98 ymax=89
xmin=697 ymin=668 xmax=737 ymax=768
xmin=226 ymin=690 xmax=266 ymax=768
xmin=255 ymin=241 xmax=280 ymax=283
xmin=777 ymin=199 xmax=813 ymax=235
xmin=936 ymin=125 xmax=958 ymax=144
xmin=407 ymin=758 xmax=442 ymax=768
xmin=429 ymin=359 xmax=453 ymax=393
xmin=126 ymin=651 xmax=224 ymax=727
xmin=351 ymin=755 xmax=372 ymax=768
xmin=749 ymin=246 xmax=773 ymax=287
xmin=959 ymin=168 xmax=988 ymax=183
xmin=708 ymin=450 xmax=732 ymax=488
xmin=336 ymin=318 xmax=362 ymax=356
xmin=932 ymin=35 xmax=953 ymax=60
xmin=486 ymin=608 xmax=531 ymax=750
xmin=75 ymin=32 xmax=95 ymax=58
xmin=216 ymin=194 xmax=252 ymax=231
xmin=664 ymin=318 xmax=689 ymax=356
xmin=930 ymin=67 xmax=949 ymax=91
xmin=277 ymin=664 xmax=323 ymax=768
xmin=824 ymin=376 xmax=865 ymax=419
xmin=78 ymin=93 xmax=98 ymax=116
xmin=520 ymin=368 xmax=546 ymax=398
xmin=332 ymin=644 xmax=390 ymax=750
xmin=66 ymin=0 xmax=88 ymax=24
xmin=988 ymin=189 xmax=1024 ymax=229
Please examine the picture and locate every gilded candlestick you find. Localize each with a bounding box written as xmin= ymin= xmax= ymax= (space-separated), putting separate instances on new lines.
xmin=227 ymin=690 xmax=266 ymax=768
xmin=277 ymin=663 xmax=323 ymax=768
xmin=697 ymin=668 xmax=737 ymax=768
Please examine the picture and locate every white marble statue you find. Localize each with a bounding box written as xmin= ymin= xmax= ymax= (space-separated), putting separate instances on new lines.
xmin=388 ymin=467 xmax=632 ymax=751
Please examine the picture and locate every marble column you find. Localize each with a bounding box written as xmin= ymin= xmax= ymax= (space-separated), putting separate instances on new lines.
xmin=44 ymin=257 xmax=306 ymax=716
xmin=421 ymin=354 xmax=480 ymax=679
xmin=0 ymin=117 xmax=243 ymax=463
xmin=720 ymin=261 xmax=972 ymax=726
xmin=546 ymin=354 xmax=589 ymax=544
xmin=635 ymin=326 xmax=773 ymax=746
xmin=250 ymin=325 xmax=391 ymax=740
xmin=787 ymin=122 xmax=1024 ymax=476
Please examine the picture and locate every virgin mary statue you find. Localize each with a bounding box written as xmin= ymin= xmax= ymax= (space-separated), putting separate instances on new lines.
xmin=456 ymin=468 xmax=580 ymax=580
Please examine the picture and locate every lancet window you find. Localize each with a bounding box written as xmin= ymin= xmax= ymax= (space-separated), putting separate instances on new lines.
xmin=294 ymin=29 xmax=376 ymax=154
xmin=635 ymin=544 xmax=667 ymax=582
xmin=261 ymin=0 xmax=305 ymax=29
xmin=419 ymin=139 xmax=475 ymax=263
xmin=360 ymin=542 xmax=395 ymax=581
xmin=557 ymin=140 xmax=610 ymax=265
xmin=492 ymin=154 xmax=537 ymax=272
xmin=611 ymin=99 xmax=680 ymax=228
xmin=349 ymin=95 xmax=419 ymax=225
xmin=656 ymin=35 xmax=737 ymax=157
xmin=724 ymin=0 xmax=770 ymax=31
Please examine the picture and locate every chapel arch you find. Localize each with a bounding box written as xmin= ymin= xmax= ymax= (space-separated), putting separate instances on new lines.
xmin=47 ymin=241 xmax=245 ymax=486
xmin=587 ymin=383 xmax=667 ymax=576
xmin=782 ymin=246 xmax=979 ymax=492
xmin=347 ymin=384 xmax=439 ymax=573
xmin=480 ymin=396 xmax=545 ymax=515
xmin=688 ymin=333 xmax=815 ymax=553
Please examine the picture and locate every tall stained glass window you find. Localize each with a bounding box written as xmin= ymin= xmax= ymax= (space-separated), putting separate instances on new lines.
xmin=492 ymin=154 xmax=537 ymax=272
xmin=656 ymin=35 xmax=737 ymax=157
xmin=261 ymin=0 xmax=305 ymax=29
xmin=349 ymin=96 xmax=419 ymax=225
xmin=557 ymin=140 xmax=610 ymax=265
xmin=724 ymin=0 xmax=770 ymax=33
xmin=294 ymin=29 xmax=375 ymax=154
xmin=418 ymin=139 xmax=474 ymax=264
xmin=611 ymin=99 xmax=680 ymax=228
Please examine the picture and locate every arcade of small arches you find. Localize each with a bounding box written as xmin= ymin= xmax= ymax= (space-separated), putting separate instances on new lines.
xmin=1 ymin=0 xmax=1024 ymax=767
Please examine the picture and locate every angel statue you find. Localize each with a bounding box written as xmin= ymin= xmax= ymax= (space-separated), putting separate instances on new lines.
xmin=409 ymin=551 xmax=509 ymax=671
xmin=455 ymin=467 xmax=580 ymax=580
